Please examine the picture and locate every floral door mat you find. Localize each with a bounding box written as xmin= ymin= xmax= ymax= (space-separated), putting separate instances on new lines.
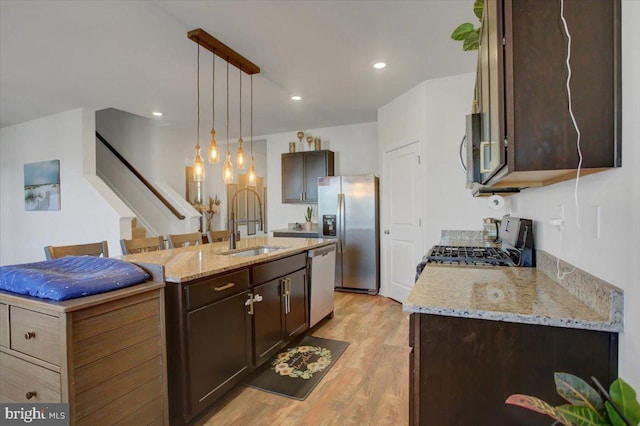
xmin=246 ymin=335 xmax=349 ymax=400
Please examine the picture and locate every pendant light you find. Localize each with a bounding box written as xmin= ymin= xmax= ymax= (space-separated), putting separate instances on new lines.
xmin=208 ymin=53 xmax=219 ymax=164
xmin=192 ymin=42 xmax=205 ymax=183
xmin=236 ymin=67 xmax=246 ymax=170
xmin=222 ymin=59 xmax=234 ymax=184
xmin=248 ymin=74 xmax=257 ymax=186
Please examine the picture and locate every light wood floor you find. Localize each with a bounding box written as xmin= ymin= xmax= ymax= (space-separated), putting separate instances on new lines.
xmin=197 ymin=292 xmax=411 ymax=426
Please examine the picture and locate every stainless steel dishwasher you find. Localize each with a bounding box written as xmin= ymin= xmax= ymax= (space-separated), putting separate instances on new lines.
xmin=308 ymin=244 xmax=336 ymax=327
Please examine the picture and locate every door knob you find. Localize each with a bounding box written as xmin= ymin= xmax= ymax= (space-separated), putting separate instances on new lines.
xmin=384 ymin=230 xmax=390 ymax=235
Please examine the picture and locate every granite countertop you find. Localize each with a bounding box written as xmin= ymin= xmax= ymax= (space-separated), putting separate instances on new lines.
xmin=404 ymin=231 xmax=623 ymax=333
xmin=122 ymin=236 xmax=333 ymax=283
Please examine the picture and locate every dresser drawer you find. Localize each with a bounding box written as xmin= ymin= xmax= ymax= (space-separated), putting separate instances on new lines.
xmin=10 ymin=307 xmax=60 ymax=365
xmin=186 ymin=269 xmax=250 ymax=311
xmin=0 ymin=352 xmax=61 ymax=402
xmin=0 ymin=303 xmax=8 ymax=348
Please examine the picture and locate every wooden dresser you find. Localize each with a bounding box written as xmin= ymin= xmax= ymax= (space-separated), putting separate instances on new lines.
xmin=0 ymin=263 xmax=168 ymax=425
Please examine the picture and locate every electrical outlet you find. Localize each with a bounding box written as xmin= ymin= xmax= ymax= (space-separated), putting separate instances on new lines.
xmin=549 ymin=204 xmax=564 ymax=229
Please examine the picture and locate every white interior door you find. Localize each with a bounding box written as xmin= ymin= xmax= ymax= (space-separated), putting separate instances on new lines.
xmin=383 ymin=141 xmax=423 ymax=303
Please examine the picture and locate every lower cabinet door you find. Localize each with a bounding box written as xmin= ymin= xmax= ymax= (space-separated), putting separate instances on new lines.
xmin=253 ymin=279 xmax=285 ymax=367
xmin=186 ymin=290 xmax=251 ymax=416
xmin=285 ymin=269 xmax=308 ymax=338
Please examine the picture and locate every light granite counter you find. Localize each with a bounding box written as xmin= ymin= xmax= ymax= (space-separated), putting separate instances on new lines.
xmin=122 ymin=236 xmax=333 ymax=283
xmin=404 ymin=250 xmax=623 ymax=333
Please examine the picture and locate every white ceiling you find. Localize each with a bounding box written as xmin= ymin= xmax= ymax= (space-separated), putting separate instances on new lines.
xmin=0 ymin=0 xmax=476 ymax=139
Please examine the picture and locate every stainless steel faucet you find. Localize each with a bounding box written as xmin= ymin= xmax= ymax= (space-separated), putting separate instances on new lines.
xmin=229 ymin=187 xmax=263 ymax=249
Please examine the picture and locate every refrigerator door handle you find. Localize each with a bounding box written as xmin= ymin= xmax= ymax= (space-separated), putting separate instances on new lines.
xmin=336 ymin=193 xmax=343 ymax=254
xmin=339 ymin=192 xmax=346 ymax=249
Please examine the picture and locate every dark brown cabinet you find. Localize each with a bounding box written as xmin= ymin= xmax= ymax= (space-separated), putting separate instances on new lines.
xmin=187 ymin=290 xmax=251 ymax=416
xmin=166 ymin=269 xmax=252 ymax=424
xmin=282 ymin=150 xmax=334 ymax=203
xmin=473 ymin=0 xmax=621 ymax=190
xmin=409 ymin=313 xmax=618 ymax=425
xmin=252 ymin=253 xmax=308 ymax=366
xmin=165 ymin=252 xmax=310 ymax=424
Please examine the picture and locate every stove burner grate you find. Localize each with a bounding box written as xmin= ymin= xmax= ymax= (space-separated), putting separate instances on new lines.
xmin=426 ymin=245 xmax=515 ymax=266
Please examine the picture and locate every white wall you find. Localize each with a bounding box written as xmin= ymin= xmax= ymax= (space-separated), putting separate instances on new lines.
xmin=376 ymin=1 xmax=639 ymax=387
xmin=96 ymin=109 xmax=200 ymax=236
xmin=378 ymin=73 xmax=501 ymax=296
xmin=264 ymin=122 xmax=378 ymax=230
xmin=0 ymin=108 xmax=131 ymax=264
xmin=509 ymin=1 xmax=640 ymax=388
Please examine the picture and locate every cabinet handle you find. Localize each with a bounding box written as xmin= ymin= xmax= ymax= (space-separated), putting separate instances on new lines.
xmin=285 ymin=278 xmax=292 ymax=314
xmin=213 ymin=282 xmax=235 ymax=292
xmin=300 ymin=193 xmax=303 ymax=201
xmin=245 ymin=293 xmax=254 ymax=315
xmin=26 ymin=391 xmax=37 ymax=400
xmin=245 ymin=293 xmax=264 ymax=315
xmin=24 ymin=331 xmax=36 ymax=340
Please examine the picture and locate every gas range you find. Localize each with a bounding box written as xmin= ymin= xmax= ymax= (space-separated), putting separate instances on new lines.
xmin=416 ymin=215 xmax=536 ymax=281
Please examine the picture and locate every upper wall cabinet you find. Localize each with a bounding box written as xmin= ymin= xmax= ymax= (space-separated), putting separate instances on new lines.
xmin=473 ymin=0 xmax=621 ymax=190
xmin=282 ymin=150 xmax=335 ymax=203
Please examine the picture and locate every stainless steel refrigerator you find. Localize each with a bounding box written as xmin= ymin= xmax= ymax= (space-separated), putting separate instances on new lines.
xmin=317 ymin=175 xmax=379 ymax=294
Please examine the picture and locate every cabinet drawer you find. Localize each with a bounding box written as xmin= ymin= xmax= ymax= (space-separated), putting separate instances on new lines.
xmin=186 ymin=269 xmax=249 ymax=311
xmin=252 ymin=253 xmax=306 ymax=286
xmin=10 ymin=307 xmax=60 ymax=365
xmin=0 ymin=303 xmax=8 ymax=348
xmin=0 ymin=352 xmax=61 ymax=402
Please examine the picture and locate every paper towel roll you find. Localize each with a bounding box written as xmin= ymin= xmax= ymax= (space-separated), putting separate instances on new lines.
xmin=487 ymin=194 xmax=505 ymax=210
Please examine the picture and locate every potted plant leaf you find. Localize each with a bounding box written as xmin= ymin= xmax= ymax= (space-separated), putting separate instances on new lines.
xmin=303 ymin=205 xmax=313 ymax=231
xmin=450 ymin=0 xmax=484 ymax=51
xmin=506 ymin=372 xmax=640 ymax=425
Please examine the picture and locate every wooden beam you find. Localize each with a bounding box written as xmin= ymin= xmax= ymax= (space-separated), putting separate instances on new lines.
xmin=188 ymin=28 xmax=260 ymax=75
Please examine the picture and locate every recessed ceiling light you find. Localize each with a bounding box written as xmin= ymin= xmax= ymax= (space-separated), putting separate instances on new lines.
xmin=373 ymin=62 xmax=386 ymax=69
xmin=152 ymin=111 xmax=163 ymax=117
xmin=291 ymin=95 xmax=302 ymax=101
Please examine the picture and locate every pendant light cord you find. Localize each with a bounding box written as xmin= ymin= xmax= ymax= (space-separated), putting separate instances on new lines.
xmin=239 ymin=67 xmax=242 ymax=139
xmin=212 ymin=53 xmax=215 ymax=128
xmin=226 ymin=60 xmax=229 ymax=154
xmin=196 ymin=42 xmax=200 ymax=149
xmin=250 ymin=74 xmax=253 ymax=155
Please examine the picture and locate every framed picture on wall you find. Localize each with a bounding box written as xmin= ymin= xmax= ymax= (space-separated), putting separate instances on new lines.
xmin=24 ymin=159 xmax=61 ymax=211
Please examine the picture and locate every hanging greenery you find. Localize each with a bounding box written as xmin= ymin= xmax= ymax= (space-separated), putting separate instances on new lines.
xmin=450 ymin=0 xmax=484 ymax=51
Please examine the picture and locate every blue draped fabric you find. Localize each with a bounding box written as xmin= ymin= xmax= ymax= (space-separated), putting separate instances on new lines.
xmin=0 ymin=256 xmax=150 ymax=301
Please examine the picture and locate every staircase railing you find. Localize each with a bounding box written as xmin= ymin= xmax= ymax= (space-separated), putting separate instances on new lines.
xmin=96 ymin=131 xmax=185 ymax=220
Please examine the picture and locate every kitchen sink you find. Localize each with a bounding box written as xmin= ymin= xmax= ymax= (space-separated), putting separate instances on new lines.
xmin=221 ymin=246 xmax=287 ymax=257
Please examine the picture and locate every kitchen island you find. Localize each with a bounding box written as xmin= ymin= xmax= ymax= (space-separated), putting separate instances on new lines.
xmin=404 ymin=250 xmax=623 ymax=425
xmin=123 ymin=236 xmax=334 ymax=424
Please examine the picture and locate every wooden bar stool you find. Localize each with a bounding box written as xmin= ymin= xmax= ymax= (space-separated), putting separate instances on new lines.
xmin=44 ymin=241 xmax=109 ymax=260
xmin=120 ymin=236 xmax=165 ymax=255
xmin=167 ymin=232 xmax=204 ymax=248
xmin=206 ymin=230 xmax=230 ymax=243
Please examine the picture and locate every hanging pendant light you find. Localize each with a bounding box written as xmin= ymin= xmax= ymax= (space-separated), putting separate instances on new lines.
xmin=248 ymin=74 xmax=257 ymax=186
xmin=223 ymin=59 xmax=234 ymax=184
xmin=192 ymin=42 xmax=205 ymax=183
xmin=236 ymin=67 xmax=246 ymax=170
xmin=208 ymin=53 xmax=219 ymax=164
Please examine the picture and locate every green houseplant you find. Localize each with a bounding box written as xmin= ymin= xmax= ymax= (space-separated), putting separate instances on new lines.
xmin=450 ymin=0 xmax=484 ymax=51
xmin=303 ymin=205 xmax=313 ymax=230
xmin=506 ymin=373 xmax=640 ymax=425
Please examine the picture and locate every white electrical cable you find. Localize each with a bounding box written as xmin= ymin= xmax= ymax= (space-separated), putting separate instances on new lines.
xmin=556 ymin=0 xmax=580 ymax=280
